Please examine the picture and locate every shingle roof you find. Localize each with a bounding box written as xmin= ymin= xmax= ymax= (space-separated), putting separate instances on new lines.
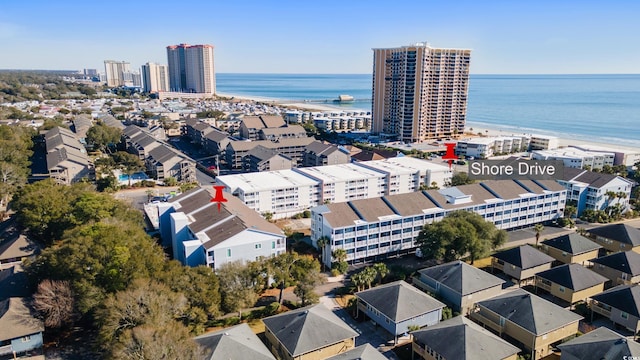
xmin=194 ymin=323 xmax=276 ymax=360
xmin=592 ymin=251 xmax=640 ymax=276
xmin=417 ymin=260 xmax=505 ymax=296
xmin=321 ymin=202 xmax=362 ymax=228
xmin=557 ymin=326 xmax=640 ymax=360
xmin=381 ymin=192 xmax=439 ymax=216
xmin=262 ymin=304 xmax=358 ymax=357
xmin=412 ymin=316 xmax=520 ymax=360
xmin=0 ymin=265 xmax=30 ymax=301
xmin=325 ymin=344 xmax=386 ymax=360
xmin=541 ymin=233 xmax=601 ymax=255
xmin=246 ymin=145 xmax=288 ymax=162
xmin=476 ymin=288 xmax=582 ymax=335
xmin=0 ymin=298 xmax=44 ymax=341
xmin=536 ymin=264 xmax=608 ymax=291
xmin=347 ymin=198 xmax=396 ymax=222
xmin=0 ymin=232 xmax=39 ymax=262
xmin=492 ymin=245 xmax=555 ymax=269
xmin=588 ymin=224 xmax=640 ymax=247
xmin=591 ymin=285 xmax=640 ymax=318
xmin=355 ymin=280 xmax=445 ymax=322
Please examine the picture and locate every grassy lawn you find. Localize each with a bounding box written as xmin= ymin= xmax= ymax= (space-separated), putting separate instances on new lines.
xmin=248 ymin=319 xmax=265 ymax=334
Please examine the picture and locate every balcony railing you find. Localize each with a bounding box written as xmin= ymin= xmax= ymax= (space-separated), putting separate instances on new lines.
xmin=469 ymin=311 xmax=504 ymax=335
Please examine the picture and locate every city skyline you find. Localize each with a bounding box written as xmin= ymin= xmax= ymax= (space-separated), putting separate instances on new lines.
xmin=1 ymin=1 xmax=639 ymax=74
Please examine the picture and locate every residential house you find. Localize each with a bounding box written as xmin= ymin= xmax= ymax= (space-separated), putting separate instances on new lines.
xmin=413 ymin=260 xmax=505 ymax=315
xmin=355 ymin=280 xmax=445 ymax=341
xmin=557 ymin=326 xmax=640 ymax=360
xmin=351 ymin=148 xmax=397 ymax=162
xmin=325 ymin=344 xmax=386 ymax=360
xmin=535 ymin=263 xmax=608 ymax=305
xmin=262 ymin=303 xmax=358 ymax=360
xmin=71 ymin=114 xmax=93 ymax=143
xmin=412 ymin=316 xmax=520 ymax=360
xmin=239 ymin=115 xmax=286 ymax=140
xmin=225 ymin=137 xmax=314 ymax=169
xmin=194 ymin=323 xmax=276 ymax=360
xmin=590 ymin=285 xmax=640 ymax=334
xmin=492 ymin=245 xmax=555 ymax=285
xmin=0 ymin=298 xmax=44 ymax=357
xmin=302 ymin=141 xmax=351 ymax=167
xmin=146 ymin=145 xmax=196 ymax=183
xmin=44 ymin=126 xmax=92 ymax=184
xmin=123 ymin=126 xmax=161 ymax=160
xmin=184 ymin=118 xmax=214 ymax=147
xmin=203 ymin=127 xmax=231 ymax=156
xmin=242 ymin=145 xmax=294 ymax=172
xmin=587 ymin=223 xmax=640 ymax=254
xmin=540 ymin=233 xmax=601 ymax=265
xmin=0 ymin=265 xmax=30 ymax=300
xmin=556 ymin=167 xmax=633 ymax=216
xmin=156 ymin=187 xmax=286 ymax=269
xmin=470 ymin=288 xmax=583 ymax=359
xmin=591 ymin=251 xmax=640 ymax=287
xmin=0 ymin=232 xmax=39 ymax=266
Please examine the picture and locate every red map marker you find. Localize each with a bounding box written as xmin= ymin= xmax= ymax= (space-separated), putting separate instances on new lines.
xmin=442 ymin=143 xmax=458 ymax=169
xmin=211 ymin=185 xmax=228 ymax=212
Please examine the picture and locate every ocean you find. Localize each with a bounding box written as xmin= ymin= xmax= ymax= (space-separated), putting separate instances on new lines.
xmin=216 ymin=73 xmax=640 ymax=147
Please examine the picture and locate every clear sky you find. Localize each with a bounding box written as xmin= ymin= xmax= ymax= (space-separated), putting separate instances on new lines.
xmin=1 ymin=0 xmax=639 ymax=74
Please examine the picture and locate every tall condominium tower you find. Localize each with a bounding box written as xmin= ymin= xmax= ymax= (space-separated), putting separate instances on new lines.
xmin=104 ymin=60 xmax=131 ymax=87
xmin=166 ymin=44 xmax=215 ymax=94
xmin=141 ymin=62 xmax=169 ymax=93
xmin=372 ymin=42 xmax=471 ymax=142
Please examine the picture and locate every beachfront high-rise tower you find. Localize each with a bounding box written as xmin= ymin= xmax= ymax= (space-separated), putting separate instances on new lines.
xmin=141 ymin=62 xmax=169 ymax=93
xmin=166 ymin=43 xmax=215 ymax=94
xmin=372 ymin=42 xmax=471 ymax=142
xmin=104 ymin=60 xmax=131 ymax=87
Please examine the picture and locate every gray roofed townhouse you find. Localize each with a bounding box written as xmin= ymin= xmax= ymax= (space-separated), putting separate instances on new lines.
xmin=557 ymin=326 xmax=640 ymax=360
xmin=325 ymin=344 xmax=386 ymax=360
xmin=194 ymin=323 xmax=276 ymax=360
xmin=541 ymin=233 xmax=601 ymax=256
xmin=412 ymin=316 xmax=520 ymax=360
xmin=262 ymin=303 xmax=358 ymax=360
xmin=591 ymin=251 xmax=640 ymax=286
xmin=536 ymin=264 xmax=608 ymax=292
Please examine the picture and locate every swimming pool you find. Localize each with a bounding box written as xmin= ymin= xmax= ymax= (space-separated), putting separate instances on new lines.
xmin=118 ymin=172 xmax=149 ymax=182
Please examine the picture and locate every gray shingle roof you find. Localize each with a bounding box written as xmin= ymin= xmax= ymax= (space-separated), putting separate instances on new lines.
xmin=476 ymin=288 xmax=582 ymax=335
xmin=492 ymin=245 xmax=555 ymax=269
xmin=591 ymin=285 xmax=640 ymax=318
xmin=557 ymin=326 xmax=640 ymax=360
xmin=535 ymin=264 xmax=608 ymax=291
xmin=194 ymin=323 xmax=276 ymax=360
xmin=262 ymin=304 xmax=358 ymax=357
xmin=325 ymin=344 xmax=387 ymax=360
xmin=412 ymin=316 xmax=520 ymax=360
xmin=0 ymin=298 xmax=44 ymax=341
xmin=355 ymin=280 xmax=445 ymax=322
xmin=588 ymin=224 xmax=640 ymax=247
xmin=541 ymin=233 xmax=601 ymax=255
xmin=592 ymin=251 xmax=640 ymax=276
xmin=417 ymin=260 xmax=505 ymax=296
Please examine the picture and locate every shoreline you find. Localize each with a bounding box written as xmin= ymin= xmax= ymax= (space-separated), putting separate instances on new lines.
xmin=214 ymin=91 xmax=640 ymax=152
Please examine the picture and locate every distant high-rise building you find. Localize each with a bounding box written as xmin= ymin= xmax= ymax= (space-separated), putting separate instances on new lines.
xmin=83 ymin=68 xmax=98 ymax=76
xmin=372 ymin=42 xmax=471 ymax=142
xmin=141 ymin=63 xmax=170 ymax=93
xmin=166 ymin=44 xmax=215 ymax=94
xmin=104 ymin=60 xmax=131 ymax=87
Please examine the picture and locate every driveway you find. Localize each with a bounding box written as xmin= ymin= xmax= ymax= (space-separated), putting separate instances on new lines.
xmin=319 ymin=295 xmax=401 ymax=360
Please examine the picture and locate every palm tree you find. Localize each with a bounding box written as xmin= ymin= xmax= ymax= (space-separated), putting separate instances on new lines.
xmin=332 ymin=248 xmax=347 ymax=264
xmin=534 ymin=223 xmax=544 ymax=247
xmin=316 ymin=237 xmax=329 ymax=272
xmin=373 ymin=263 xmax=389 ymax=285
xmin=362 ymin=267 xmax=377 ymax=290
xmin=351 ymin=272 xmax=365 ymax=292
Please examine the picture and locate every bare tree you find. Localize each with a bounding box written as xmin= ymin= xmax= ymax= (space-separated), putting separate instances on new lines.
xmin=112 ymin=321 xmax=203 ymax=360
xmin=32 ymin=279 xmax=75 ymax=328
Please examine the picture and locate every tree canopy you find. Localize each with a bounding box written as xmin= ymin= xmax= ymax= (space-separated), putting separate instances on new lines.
xmin=416 ymin=210 xmax=507 ymax=263
xmin=86 ymin=121 xmax=122 ymax=153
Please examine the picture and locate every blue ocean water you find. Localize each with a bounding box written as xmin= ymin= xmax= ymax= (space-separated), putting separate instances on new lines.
xmin=216 ymin=73 xmax=640 ymax=147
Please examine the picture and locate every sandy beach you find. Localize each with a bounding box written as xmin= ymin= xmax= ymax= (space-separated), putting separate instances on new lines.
xmin=464 ymin=125 xmax=640 ymax=152
xmin=216 ymin=92 xmax=343 ymax=112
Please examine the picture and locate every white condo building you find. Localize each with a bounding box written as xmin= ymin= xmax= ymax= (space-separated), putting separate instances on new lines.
xmin=456 ymin=136 xmax=531 ymax=158
xmin=529 ymin=135 xmax=559 ymax=150
xmin=311 ymin=179 xmax=567 ymax=267
xmin=532 ymin=148 xmax=615 ymax=171
xmin=141 ymin=62 xmax=169 ymax=93
xmin=104 ymin=60 xmax=131 ymax=87
xmin=557 ymin=167 xmax=633 ymax=216
xmin=216 ymin=157 xmax=452 ymax=219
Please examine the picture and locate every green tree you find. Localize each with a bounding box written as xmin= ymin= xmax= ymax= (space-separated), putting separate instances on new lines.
xmin=292 ymin=256 xmax=324 ymax=306
xmin=373 ymin=263 xmax=389 ymax=285
xmin=416 ymin=211 xmax=507 ymax=264
xmin=331 ymin=248 xmax=348 ymax=274
xmin=217 ymin=260 xmax=260 ymax=319
xmin=86 ymin=122 xmax=123 ymax=153
xmin=0 ymin=125 xmax=34 ymax=208
xmin=316 ymin=236 xmax=330 ymax=272
xmin=112 ymin=151 xmax=145 ymax=187
xmin=196 ymin=110 xmax=226 ymax=120
xmin=270 ymin=252 xmax=300 ymax=304
xmin=446 ymin=172 xmax=474 ymax=187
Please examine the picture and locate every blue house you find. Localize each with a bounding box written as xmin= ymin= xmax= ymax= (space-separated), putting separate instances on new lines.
xmin=355 ymin=280 xmax=445 ymax=343
xmin=0 ymin=298 xmax=44 ymax=357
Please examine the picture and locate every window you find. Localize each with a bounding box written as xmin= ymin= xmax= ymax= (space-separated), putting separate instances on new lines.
xmin=272 ymin=241 xmax=276 ymax=249
xmin=21 ymin=336 xmax=31 ymax=342
xmin=621 ymin=312 xmax=629 ymax=319
xmin=227 ymin=249 xmax=231 ymax=257
xmin=255 ymin=244 xmax=262 ymax=249
xmin=559 ymin=286 xmax=565 ymax=293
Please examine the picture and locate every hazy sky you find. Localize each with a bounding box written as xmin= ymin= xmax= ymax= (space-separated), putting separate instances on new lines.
xmin=1 ymin=0 xmax=639 ymax=74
